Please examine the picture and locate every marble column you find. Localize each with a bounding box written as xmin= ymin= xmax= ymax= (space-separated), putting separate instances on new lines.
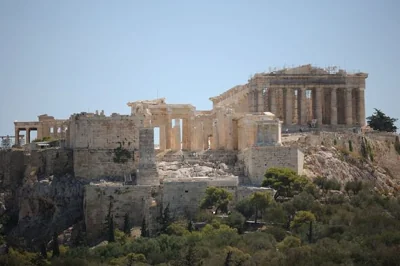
xmin=14 ymin=128 xmax=19 ymax=146
xmin=284 ymin=88 xmax=293 ymax=125
xmin=330 ymin=87 xmax=338 ymax=125
xmin=26 ymin=128 xmax=30 ymax=144
xmin=345 ymin=88 xmax=353 ymax=125
xmin=270 ymin=88 xmax=277 ymax=115
xmin=315 ymin=88 xmax=323 ymax=126
xmin=182 ymin=118 xmax=192 ymax=150
xmin=298 ymin=87 xmax=307 ymax=125
xmin=358 ymin=88 xmax=366 ymax=126
xmin=165 ymin=114 xmax=172 ymax=150
xmin=211 ymin=120 xmax=219 ymax=150
xmin=159 ymin=125 xmax=166 ymax=151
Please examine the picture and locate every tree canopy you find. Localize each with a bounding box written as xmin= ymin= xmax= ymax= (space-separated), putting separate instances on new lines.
xmin=367 ymin=108 xmax=398 ymax=132
xmin=262 ymin=167 xmax=310 ymax=200
xmin=250 ymin=192 xmax=272 ymax=223
xmin=200 ymin=187 xmax=233 ymax=214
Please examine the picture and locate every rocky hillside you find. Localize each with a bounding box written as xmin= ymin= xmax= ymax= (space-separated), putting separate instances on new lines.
xmin=0 ymin=149 xmax=86 ymax=249
xmin=283 ymin=132 xmax=400 ymax=194
xmin=0 ymin=131 xmax=399 ymax=250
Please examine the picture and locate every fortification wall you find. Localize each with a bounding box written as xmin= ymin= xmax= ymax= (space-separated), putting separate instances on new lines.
xmin=68 ymin=115 xmax=141 ymax=150
xmin=239 ymin=146 xmax=304 ymax=186
xmin=162 ymin=176 xmax=238 ymax=218
xmin=84 ymin=184 xmax=161 ymax=244
xmin=69 ymin=115 xmax=147 ymax=179
xmin=73 ymin=149 xmax=138 ymax=179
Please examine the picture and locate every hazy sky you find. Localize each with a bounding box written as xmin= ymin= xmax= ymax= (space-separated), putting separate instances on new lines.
xmin=1 ymin=0 xmax=399 ymax=137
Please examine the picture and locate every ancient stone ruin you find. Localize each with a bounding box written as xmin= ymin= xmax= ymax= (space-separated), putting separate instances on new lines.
xmin=10 ymin=64 xmax=369 ymax=243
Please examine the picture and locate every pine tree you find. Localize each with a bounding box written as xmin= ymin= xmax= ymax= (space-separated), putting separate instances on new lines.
xmin=160 ymin=203 xmax=171 ymax=234
xmin=52 ymin=232 xmax=60 ymax=258
xmin=108 ymin=214 xmax=115 ymax=242
xmin=367 ymin=108 xmax=398 ymax=132
xmin=123 ymin=213 xmax=131 ymax=235
xmin=183 ymin=243 xmax=202 ymax=266
xmin=187 ymin=220 xmax=194 ymax=232
xmin=141 ymin=218 xmax=148 ymax=237
xmin=39 ymin=242 xmax=47 ymax=259
xmin=224 ymin=250 xmax=233 ymax=266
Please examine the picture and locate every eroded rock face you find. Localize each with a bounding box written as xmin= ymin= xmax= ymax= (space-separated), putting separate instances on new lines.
xmin=303 ymin=146 xmax=400 ymax=194
xmin=0 ymin=149 xmax=82 ymax=249
xmin=9 ymin=174 xmax=86 ymax=248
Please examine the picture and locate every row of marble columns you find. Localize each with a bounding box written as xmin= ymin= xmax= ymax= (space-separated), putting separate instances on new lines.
xmin=14 ymin=128 xmax=35 ymax=145
xmin=14 ymin=123 xmax=70 ymax=146
xmin=250 ymin=86 xmax=366 ymax=127
xmin=158 ymin=117 xmax=193 ymax=151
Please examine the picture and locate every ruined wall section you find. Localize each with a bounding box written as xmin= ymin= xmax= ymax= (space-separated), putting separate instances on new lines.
xmin=69 ymin=114 xmax=142 ymax=179
xmin=84 ymin=184 xmax=161 ymax=244
xmin=239 ymin=146 xmax=304 ymax=186
xmin=137 ymin=128 xmax=159 ymax=185
xmin=209 ymin=85 xmax=249 ymax=112
xmin=162 ymin=176 xmax=238 ymax=218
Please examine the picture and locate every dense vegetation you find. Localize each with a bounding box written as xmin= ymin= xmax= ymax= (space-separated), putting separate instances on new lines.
xmin=1 ymin=168 xmax=400 ymax=265
xmin=367 ymin=108 xmax=398 ymax=132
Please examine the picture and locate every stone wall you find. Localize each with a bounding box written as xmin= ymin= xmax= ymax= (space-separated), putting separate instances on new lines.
xmin=84 ymin=184 xmax=161 ymax=244
xmin=162 ymin=180 xmax=208 ymax=218
xmin=68 ymin=114 xmax=142 ymax=150
xmin=69 ymin=114 xmax=143 ymax=179
xmin=162 ymin=176 xmax=238 ymax=218
xmin=73 ymin=149 xmax=138 ymax=179
xmin=239 ymin=146 xmax=304 ymax=186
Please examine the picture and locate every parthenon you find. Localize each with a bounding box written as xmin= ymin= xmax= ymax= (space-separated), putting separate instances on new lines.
xmin=211 ymin=64 xmax=367 ymax=128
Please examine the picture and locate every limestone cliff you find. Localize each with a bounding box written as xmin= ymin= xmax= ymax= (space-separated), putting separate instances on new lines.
xmin=0 ymin=149 xmax=86 ymax=249
xmin=283 ymin=132 xmax=400 ymax=194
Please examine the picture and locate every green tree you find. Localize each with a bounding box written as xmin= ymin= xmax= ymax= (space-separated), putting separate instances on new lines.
xmin=39 ymin=242 xmax=47 ymax=259
xmin=367 ymin=108 xmax=398 ymax=132
xmin=313 ymin=176 xmax=341 ymax=192
xmin=107 ymin=215 xmax=115 ymax=242
xmin=160 ymin=203 xmax=172 ymax=234
xmin=345 ymin=180 xmax=363 ymax=195
xmin=52 ymin=232 xmax=60 ymax=258
xmin=235 ymin=198 xmax=255 ymax=220
xmin=262 ymin=167 xmax=309 ymax=200
xmin=181 ymin=243 xmax=203 ymax=266
xmin=123 ymin=213 xmax=131 ymax=235
xmin=200 ymin=187 xmax=233 ymax=214
xmin=187 ymin=220 xmax=194 ymax=232
xmin=141 ymin=218 xmax=149 ymax=237
xmin=290 ymin=211 xmax=316 ymax=243
xmin=250 ymin=192 xmax=272 ymax=223
xmin=224 ymin=211 xmax=246 ymax=234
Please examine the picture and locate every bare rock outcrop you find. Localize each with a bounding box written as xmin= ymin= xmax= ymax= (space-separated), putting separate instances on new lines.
xmin=303 ymin=145 xmax=400 ymax=194
xmin=8 ymin=174 xmax=86 ymax=248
